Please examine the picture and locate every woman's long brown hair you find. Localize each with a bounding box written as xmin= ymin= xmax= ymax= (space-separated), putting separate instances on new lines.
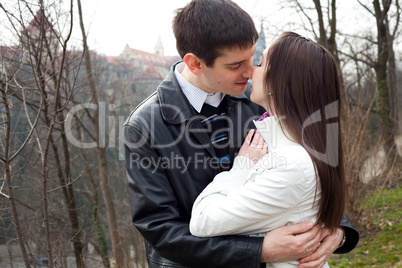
xmin=265 ymin=32 xmax=346 ymax=231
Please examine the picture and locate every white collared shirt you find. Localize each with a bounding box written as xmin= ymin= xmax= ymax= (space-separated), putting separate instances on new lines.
xmin=174 ymin=62 xmax=225 ymax=112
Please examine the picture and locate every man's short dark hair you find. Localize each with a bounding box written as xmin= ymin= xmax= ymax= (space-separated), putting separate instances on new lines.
xmin=173 ymin=0 xmax=258 ymax=67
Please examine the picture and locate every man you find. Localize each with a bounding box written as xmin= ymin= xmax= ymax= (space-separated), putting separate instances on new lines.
xmin=123 ymin=0 xmax=359 ymax=267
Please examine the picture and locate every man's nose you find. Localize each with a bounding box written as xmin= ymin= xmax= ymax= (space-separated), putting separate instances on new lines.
xmin=243 ymin=61 xmax=254 ymax=78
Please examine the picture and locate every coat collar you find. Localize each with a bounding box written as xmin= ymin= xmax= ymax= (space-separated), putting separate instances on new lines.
xmin=253 ymin=116 xmax=298 ymax=151
xmin=157 ymin=62 xmax=250 ymax=124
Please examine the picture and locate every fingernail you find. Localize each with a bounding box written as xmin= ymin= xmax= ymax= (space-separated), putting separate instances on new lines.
xmin=306 ymin=222 xmax=313 ymax=228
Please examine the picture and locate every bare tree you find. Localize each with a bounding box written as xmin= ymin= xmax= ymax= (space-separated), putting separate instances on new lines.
xmin=0 ymin=1 xmax=88 ymax=266
xmin=0 ymin=24 xmax=44 ymax=267
xmin=356 ymin=0 xmax=400 ymax=151
xmin=76 ymin=0 xmax=125 ymax=266
xmin=0 ymin=0 xmax=153 ymax=266
xmin=291 ymin=0 xmax=339 ymax=60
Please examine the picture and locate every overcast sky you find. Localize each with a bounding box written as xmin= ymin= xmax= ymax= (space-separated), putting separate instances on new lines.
xmin=77 ymin=0 xmax=371 ymax=57
xmin=78 ymin=0 xmax=278 ymax=56
xmin=0 ymin=0 xmax=372 ymax=57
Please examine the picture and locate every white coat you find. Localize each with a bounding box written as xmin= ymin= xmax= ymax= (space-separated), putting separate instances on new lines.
xmin=190 ymin=116 xmax=329 ymax=267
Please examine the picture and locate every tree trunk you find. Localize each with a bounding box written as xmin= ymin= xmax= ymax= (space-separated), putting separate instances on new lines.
xmin=76 ymin=0 xmax=124 ymax=266
xmin=1 ymin=86 xmax=31 ymax=268
xmin=311 ymin=0 xmax=345 ymax=95
xmin=40 ymin=14 xmax=85 ymax=266
xmin=80 ymin=146 xmax=111 ymax=268
xmin=60 ymin=125 xmax=85 ymax=268
xmin=373 ymin=0 xmax=394 ymax=149
xmin=386 ymin=24 xmax=399 ymax=135
xmin=49 ymin=117 xmax=85 ymax=268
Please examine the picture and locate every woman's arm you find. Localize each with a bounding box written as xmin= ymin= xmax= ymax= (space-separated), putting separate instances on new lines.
xmin=190 ymin=152 xmax=315 ymax=237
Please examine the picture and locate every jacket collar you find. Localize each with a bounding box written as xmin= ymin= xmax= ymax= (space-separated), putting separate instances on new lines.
xmin=157 ymin=61 xmax=250 ymax=124
xmin=253 ymin=116 xmax=298 ymax=152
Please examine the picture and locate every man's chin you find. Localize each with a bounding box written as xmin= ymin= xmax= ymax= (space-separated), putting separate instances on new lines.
xmin=234 ymin=86 xmax=248 ymax=96
xmin=222 ymin=85 xmax=248 ymax=96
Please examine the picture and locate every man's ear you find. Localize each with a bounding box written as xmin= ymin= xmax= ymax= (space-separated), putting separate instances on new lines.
xmin=183 ymin=53 xmax=204 ymax=76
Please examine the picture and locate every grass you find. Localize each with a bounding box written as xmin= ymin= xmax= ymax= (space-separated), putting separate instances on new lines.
xmin=328 ymin=185 xmax=402 ymax=267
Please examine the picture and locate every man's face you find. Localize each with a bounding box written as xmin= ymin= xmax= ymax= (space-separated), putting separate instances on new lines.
xmin=199 ymin=45 xmax=255 ymax=96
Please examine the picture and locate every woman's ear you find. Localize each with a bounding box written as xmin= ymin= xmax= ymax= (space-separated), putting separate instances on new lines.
xmin=183 ymin=53 xmax=203 ymax=76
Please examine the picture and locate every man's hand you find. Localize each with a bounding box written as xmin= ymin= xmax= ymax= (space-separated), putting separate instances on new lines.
xmin=238 ymin=129 xmax=267 ymax=163
xmin=298 ymin=227 xmax=344 ymax=268
xmin=261 ymin=222 xmax=322 ymax=263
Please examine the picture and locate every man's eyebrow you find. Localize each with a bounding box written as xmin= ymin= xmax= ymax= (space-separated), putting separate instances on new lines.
xmin=225 ymin=60 xmax=244 ymax=66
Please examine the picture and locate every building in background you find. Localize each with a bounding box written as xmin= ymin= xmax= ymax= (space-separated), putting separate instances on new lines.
xmin=93 ymin=38 xmax=180 ymax=106
xmin=118 ymin=42 xmax=180 ymax=97
xmin=3 ymin=10 xmax=180 ymax=105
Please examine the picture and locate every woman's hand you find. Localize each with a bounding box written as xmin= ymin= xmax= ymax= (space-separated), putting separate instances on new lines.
xmin=298 ymin=227 xmax=344 ymax=268
xmin=238 ymin=129 xmax=267 ymax=163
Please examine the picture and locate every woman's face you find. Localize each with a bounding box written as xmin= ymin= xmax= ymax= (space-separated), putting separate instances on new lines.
xmin=251 ymin=47 xmax=270 ymax=111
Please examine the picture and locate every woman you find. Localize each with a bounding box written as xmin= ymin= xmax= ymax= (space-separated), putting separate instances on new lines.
xmin=190 ymin=32 xmax=346 ymax=267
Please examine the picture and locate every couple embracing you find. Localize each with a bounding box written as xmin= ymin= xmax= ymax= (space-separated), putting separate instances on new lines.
xmin=123 ymin=0 xmax=359 ymax=267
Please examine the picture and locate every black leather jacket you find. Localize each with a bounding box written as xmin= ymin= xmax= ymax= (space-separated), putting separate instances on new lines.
xmin=123 ymin=62 xmax=359 ymax=268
